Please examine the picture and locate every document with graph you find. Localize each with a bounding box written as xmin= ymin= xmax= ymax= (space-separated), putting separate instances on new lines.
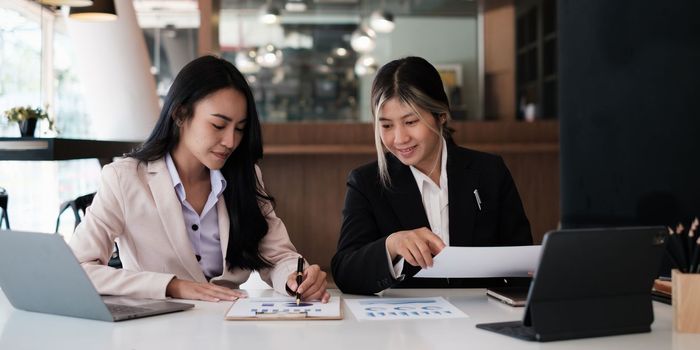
xmin=345 ymin=297 xmax=467 ymax=321
xmin=225 ymin=297 xmax=342 ymax=320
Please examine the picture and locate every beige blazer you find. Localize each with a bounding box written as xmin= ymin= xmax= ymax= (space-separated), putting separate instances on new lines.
xmin=69 ymin=157 xmax=299 ymax=299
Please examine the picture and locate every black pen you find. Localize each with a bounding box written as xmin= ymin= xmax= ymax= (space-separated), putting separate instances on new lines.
xmin=295 ymin=256 xmax=304 ymax=306
xmin=668 ymin=227 xmax=688 ymax=272
xmin=689 ymin=218 xmax=698 ymax=268
xmin=665 ymin=227 xmax=683 ymax=271
xmin=676 ymin=223 xmax=689 ymax=269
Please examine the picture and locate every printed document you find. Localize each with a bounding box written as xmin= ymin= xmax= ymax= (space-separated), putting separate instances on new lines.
xmin=413 ymin=245 xmax=541 ymax=278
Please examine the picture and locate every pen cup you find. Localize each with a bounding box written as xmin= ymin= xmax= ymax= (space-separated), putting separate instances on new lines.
xmin=672 ymin=270 xmax=700 ymax=333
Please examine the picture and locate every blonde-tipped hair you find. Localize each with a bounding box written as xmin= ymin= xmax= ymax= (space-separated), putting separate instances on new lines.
xmin=371 ymin=57 xmax=454 ymax=188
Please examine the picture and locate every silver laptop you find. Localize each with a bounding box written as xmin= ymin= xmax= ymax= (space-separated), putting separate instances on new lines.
xmin=0 ymin=230 xmax=194 ymax=322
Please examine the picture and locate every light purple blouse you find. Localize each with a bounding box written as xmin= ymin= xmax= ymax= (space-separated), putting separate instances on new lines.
xmin=165 ymin=153 xmax=226 ymax=280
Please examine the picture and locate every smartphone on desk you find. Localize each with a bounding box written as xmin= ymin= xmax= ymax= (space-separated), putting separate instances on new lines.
xmin=486 ymin=287 xmax=529 ymax=307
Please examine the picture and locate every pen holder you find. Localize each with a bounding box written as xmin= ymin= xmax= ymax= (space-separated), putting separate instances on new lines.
xmin=672 ymin=270 xmax=700 ymax=333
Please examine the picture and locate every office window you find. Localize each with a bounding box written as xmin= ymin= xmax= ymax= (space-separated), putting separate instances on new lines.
xmin=221 ymin=23 xmax=361 ymax=122
xmin=0 ymin=1 xmax=98 ymax=235
xmin=53 ymin=18 xmax=90 ymax=138
xmin=136 ymin=2 xmax=479 ymax=122
xmin=516 ymin=0 xmax=558 ymax=120
xmin=1 ymin=3 xmax=89 ymax=137
xmin=0 ymin=6 xmax=42 ymax=136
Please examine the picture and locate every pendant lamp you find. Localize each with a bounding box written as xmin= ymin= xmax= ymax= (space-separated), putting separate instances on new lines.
xmin=40 ymin=0 xmax=93 ymax=6
xmin=69 ymin=0 xmax=117 ymax=21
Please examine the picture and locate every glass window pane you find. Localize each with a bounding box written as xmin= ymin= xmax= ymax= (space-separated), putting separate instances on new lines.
xmin=215 ymin=2 xmax=478 ymax=122
xmin=0 ymin=7 xmax=42 ymax=136
xmin=53 ymin=17 xmax=90 ymax=138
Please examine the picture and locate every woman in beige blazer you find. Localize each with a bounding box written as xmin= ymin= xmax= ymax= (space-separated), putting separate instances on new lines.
xmin=70 ymin=56 xmax=330 ymax=302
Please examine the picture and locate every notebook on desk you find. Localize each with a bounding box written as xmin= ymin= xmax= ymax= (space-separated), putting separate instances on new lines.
xmin=476 ymin=226 xmax=666 ymax=342
xmin=0 ymin=230 xmax=194 ymax=322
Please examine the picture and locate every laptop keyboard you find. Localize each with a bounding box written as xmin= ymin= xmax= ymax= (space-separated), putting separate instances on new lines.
xmin=105 ymin=303 xmax=152 ymax=315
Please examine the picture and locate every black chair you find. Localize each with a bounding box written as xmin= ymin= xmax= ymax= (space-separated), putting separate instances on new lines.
xmin=55 ymin=192 xmax=96 ymax=231
xmin=54 ymin=192 xmax=122 ymax=269
xmin=0 ymin=187 xmax=9 ymax=229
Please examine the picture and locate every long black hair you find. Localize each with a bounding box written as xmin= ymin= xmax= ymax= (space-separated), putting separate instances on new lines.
xmin=128 ymin=55 xmax=273 ymax=271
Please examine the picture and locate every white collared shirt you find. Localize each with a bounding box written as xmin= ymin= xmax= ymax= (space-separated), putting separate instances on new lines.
xmin=165 ymin=153 xmax=227 ymax=279
xmin=386 ymin=138 xmax=450 ymax=279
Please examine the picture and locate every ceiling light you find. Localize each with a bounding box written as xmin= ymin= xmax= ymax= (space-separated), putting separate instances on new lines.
xmin=350 ymin=26 xmax=376 ymax=53
xmin=354 ymin=55 xmax=378 ymax=76
xmin=235 ymin=51 xmax=261 ymax=74
xmin=284 ymin=31 xmax=313 ymax=49
xmin=40 ymin=0 xmax=93 ymax=6
xmin=256 ymin=44 xmax=283 ymax=68
xmin=285 ymin=0 xmax=307 ymax=12
xmin=334 ymin=47 xmax=348 ymax=57
xmin=69 ymin=0 xmax=117 ymax=21
xmin=163 ymin=24 xmax=177 ymax=38
xmin=259 ymin=5 xmax=281 ymax=25
xmin=369 ymin=10 xmax=395 ymax=33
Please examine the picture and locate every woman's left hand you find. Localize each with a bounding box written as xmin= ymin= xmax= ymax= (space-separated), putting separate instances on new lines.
xmin=286 ymin=264 xmax=331 ymax=303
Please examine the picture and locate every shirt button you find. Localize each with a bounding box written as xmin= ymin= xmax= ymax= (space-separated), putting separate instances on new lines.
xmin=192 ymin=224 xmax=199 ymax=231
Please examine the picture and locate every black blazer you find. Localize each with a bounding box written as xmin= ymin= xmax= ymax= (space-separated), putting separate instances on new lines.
xmin=331 ymin=140 xmax=533 ymax=295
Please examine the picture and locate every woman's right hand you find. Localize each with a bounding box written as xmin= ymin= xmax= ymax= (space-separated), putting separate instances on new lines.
xmin=166 ymin=278 xmax=246 ymax=302
xmin=386 ymin=227 xmax=446 ymax=269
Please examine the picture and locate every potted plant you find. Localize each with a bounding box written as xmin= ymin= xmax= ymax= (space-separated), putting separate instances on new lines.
xmin=3 ymin=106 xmax=54 ymax=137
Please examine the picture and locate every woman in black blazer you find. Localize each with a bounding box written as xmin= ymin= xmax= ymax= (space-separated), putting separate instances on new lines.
xmin=331 ymin=57 xmax=533 ymax=295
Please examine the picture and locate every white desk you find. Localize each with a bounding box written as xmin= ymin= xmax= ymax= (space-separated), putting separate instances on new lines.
xmin=1 ymin=288 xmax=697 ymax=350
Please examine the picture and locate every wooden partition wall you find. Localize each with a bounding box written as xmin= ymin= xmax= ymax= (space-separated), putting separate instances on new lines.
xmin=259 ymin=121 xmax=559 ymax=273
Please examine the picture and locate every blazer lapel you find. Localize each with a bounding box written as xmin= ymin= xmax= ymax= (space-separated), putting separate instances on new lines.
xmin=385 ymin=155 xmax=430 ymax=231
xmin=447 ymin=143 xmax=479 ymax=247
xmin=217 ymin=199 xmax=230 ymax=271
xmin=147 ymin=159 xmax=205 ymax=282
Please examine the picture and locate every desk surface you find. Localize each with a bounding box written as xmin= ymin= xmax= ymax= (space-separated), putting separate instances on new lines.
xmin=0 ymin=288 xmax=696 ymax=350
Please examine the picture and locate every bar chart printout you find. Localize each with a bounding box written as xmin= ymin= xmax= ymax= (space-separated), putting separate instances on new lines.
xmin=345 ymin=297 xmax=468 ymax=321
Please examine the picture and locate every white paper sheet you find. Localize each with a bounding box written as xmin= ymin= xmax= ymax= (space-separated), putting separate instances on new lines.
xmin=413 ymin=245 xmax=541 ymax=278
xmin=346 ymin=297 xmax=467 ymax=321
xmin=226 ymin=297 xmax=341 ymax=318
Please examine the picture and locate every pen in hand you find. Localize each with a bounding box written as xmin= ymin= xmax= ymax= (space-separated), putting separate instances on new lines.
xmin=295 ymin=256 xmax=304 ymax=306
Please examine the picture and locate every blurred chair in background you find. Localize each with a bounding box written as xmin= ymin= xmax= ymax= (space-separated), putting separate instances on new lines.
xmin=55 ymin=192 xmax=96 ymax=232
xmin=55 ymin=192 xmax=122 ymax=269
xmin=0 ymin=187 xmax=9 ymax=229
